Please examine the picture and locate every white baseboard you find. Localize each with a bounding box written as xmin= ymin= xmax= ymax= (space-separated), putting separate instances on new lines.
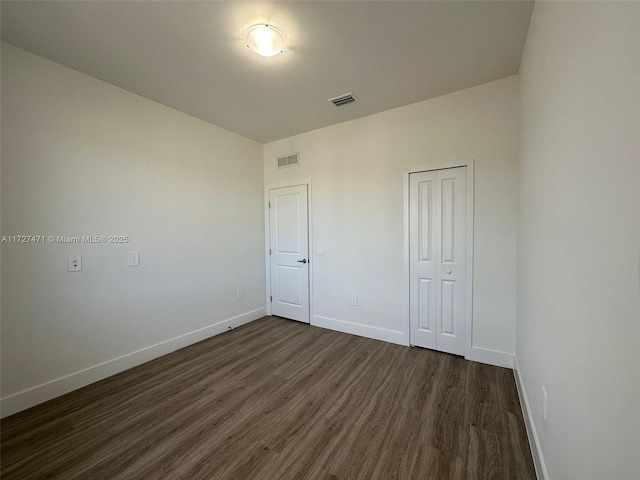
xmin=468 ymin=346 xmax=514 ymax=369
xmin=514 ymin=355 xmax=549 ymax=480
xmin=312 ymin=315 xmax=407 ymax=346
xmin=0 ymin=307 xmax=267 ymax=418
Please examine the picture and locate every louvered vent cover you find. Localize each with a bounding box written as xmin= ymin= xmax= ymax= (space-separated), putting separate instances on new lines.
xmin=327 ymin=92 xmax=357 ymax=106
xmin=277 ymin=153 xmax=299 ymax=168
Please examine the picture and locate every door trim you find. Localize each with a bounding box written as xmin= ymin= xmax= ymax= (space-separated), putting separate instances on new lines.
xmin=265 ymin=180 xmax=313 ymax=321
xmin=403 ymin=161 xmax=474 ymax=359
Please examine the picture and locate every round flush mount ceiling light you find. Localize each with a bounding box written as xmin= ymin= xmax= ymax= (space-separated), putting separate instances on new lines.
xmin=246 ymin=24 xmax=286 ymax=57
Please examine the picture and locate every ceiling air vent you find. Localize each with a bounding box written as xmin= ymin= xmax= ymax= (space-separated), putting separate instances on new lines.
xmin=327 ymin=92 xmax=357 ymax=107
xmin=277 ymin=153 xmax=299 ymax=169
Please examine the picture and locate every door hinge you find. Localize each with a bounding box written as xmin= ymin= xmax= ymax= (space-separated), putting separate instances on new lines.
xmin=268 ymin=201 xmax=271 ymax=208
xmin=269 ymin=248 xmax=271 ymax=255
xmin=270 ymin=296 xmax=272 ymax=302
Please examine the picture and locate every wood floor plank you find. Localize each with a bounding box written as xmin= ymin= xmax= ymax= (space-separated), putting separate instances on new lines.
xmin=1 ymin=316 xmax=536 ymax=479
xmin=468 ymin=425 xmax=504 ymax=480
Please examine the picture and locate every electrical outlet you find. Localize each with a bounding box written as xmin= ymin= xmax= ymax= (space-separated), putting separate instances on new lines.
xmin=237 ymin=289 xmax=244 ymax=300
xmin=67 ymin=255 xmax=82 ymax=272
xmin=128 ymin=252 xmax=140 ymax=267
xmin=541 ymin=386 xmax=548 ymax=421
xmin=351 ymin=294 xmax=358 ymax=306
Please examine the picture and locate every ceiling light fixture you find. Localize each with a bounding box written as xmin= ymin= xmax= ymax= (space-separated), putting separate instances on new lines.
xmin=245 ymin=24 xmax=286 ymax=57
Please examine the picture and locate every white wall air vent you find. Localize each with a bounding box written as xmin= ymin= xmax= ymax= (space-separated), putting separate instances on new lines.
xmin=277 ymin=153 xmax=299 ymax=169
xmin=327 ymin=92 xmax=357 ymax=107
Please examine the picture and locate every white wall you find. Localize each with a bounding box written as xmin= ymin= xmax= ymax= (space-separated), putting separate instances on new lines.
xmin=264 ymin=76 xmax=519 ymax=366
xmin=0 ymin=44 xmax=266 ymax=416
xmin=517 ymin=2 xmax=640 ymax=479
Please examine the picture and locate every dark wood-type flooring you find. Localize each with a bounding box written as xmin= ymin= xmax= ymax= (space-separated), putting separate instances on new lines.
xmin=1 ymin=316 xmax=535 ymax=479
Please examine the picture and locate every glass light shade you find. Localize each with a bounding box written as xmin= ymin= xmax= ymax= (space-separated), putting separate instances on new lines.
xmin=246 ymin=24 xmax=286 ymax=57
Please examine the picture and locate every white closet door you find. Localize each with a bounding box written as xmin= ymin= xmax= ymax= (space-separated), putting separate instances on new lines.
xmin=409 ymin=170 xmax=438 ymax=349
xmin=410 ymin=167 xmax=467 ymax=356
xmin=434 ymin=167 xmax=466 ymax=355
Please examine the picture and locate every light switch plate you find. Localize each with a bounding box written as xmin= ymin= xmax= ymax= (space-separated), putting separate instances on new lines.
xmin=128 ymin=251 xmax=140 ymax=267
xmin=67 ymin=255 xmax=82 ymax=272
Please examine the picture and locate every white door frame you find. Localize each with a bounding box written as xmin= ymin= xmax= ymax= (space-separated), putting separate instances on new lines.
xmin=403 ymin=160 xmax=474 ymax=359
xmin=265 ymin=180 xmax=313 ymax=321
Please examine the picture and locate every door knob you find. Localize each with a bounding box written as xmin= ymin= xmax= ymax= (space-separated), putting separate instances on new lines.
xmin=297 ymin=259 xmax=307 ymax=263
xmin=446 ymin=269 xmax=452 ymax=274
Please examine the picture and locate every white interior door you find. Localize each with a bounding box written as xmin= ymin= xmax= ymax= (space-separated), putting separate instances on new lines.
xmin=269 ymin=185 xmax=310 ymax=323
xmin=410 ymin=167 xmax=467 ymax=356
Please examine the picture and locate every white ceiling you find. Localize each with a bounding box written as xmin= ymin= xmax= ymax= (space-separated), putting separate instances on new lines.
xmin=1 ymin=1 xmax=534 ymax=143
